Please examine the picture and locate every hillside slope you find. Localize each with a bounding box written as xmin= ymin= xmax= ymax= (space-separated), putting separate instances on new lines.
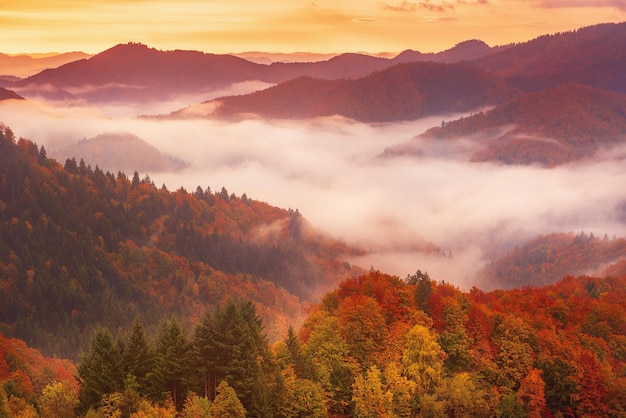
xmin=184 ymin=62 xmax=520 ymax=122
xmin=0 ymin=87 xmax=24 ymax=101
xmin=477 ymin=232 xmax=626 ymax=290
xmin=393 ymin=83 xmax=626 ymax=166
xmin=0 ymin=331 xmax=77 ymax=416
xmin=474 ymin=22 xmax=626 ymax=94
xmin=0 ymin=124 xmax=360 ymax=358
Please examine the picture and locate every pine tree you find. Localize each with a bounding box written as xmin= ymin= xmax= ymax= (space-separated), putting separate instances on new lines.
xmin=155 ymin=318 xmax=192 ymax=410
xmin=123 ymin=316 xmax=156 ymax=399
xmin=192 ymin=300 xmax=269 ymax=412
xmin=77 ymin=327 xmax=124 ymax=414
xmin=285 ymin=326 xmax=306 ymax=378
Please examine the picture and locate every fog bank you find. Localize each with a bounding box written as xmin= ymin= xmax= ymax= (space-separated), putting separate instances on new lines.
xmin=2 ymin=99 xmax=626 ymax=288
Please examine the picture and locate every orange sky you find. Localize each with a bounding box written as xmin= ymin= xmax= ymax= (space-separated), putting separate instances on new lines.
xmin=1 ymin=0 xmax=624 ymax=54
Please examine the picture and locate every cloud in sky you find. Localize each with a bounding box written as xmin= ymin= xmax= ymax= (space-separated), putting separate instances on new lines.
xmin=380 ymin=1 xmax=420 ymax=11
xmin=352 ymin=17 xmax=389 ymax=22
xmin=539 ymin=0 xmax=626 ymax=10
xmin=381 ymin=0 xmax=456 ymax=12
xmin=2 ymin=98 xmax=626 ymax=289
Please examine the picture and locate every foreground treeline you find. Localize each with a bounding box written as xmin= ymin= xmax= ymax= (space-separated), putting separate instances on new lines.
xmin=5 ymin=271 xmax=624 ymax=417
xmin=0 ymin=332 xmax=77 ymax=418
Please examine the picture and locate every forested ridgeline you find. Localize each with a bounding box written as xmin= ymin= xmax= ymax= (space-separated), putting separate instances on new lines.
xmin=478 ymin=231 xmax=626 ymax=290
xmin=4 ymin=271 xmax=624 ymax=417
xmin=0 ymin=124 xmax=358 ymax=358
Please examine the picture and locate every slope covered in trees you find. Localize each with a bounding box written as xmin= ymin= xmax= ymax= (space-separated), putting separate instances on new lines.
xmin=189 ymin=62 xmax=520 ymax=122
xmin=399 ymin=83 xmax=626 ymax=166
xmin=0 ymin=124 xmax=359 ymax=358
xmin=474 ymin=22 xmax=626 ymax=94
xmin=478 ymin=232 xmax=626 ymax=290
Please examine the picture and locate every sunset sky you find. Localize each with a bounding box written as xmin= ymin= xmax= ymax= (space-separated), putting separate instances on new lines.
xmin=1 ymin=0 xmax=624 ymax=54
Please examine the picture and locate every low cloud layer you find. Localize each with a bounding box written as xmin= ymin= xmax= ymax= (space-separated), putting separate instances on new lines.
xmin=2 ymin=98 xmax=626 ymax=289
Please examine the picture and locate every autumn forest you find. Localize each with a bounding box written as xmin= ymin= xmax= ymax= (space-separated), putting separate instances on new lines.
xmin=2 ymin=22 xmax=626 ymax=418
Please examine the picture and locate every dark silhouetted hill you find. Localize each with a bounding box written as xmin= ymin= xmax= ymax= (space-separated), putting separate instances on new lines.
xmin=395 ymin=39 xmax=500 ymax=64
xmin=8 ymin=41 xmax=501 ymax=105
xmin=402 ymin=83 xmax=626 ymax=166
xmin=0 ymin=87 xmax=24 ymax=101
xmin=188 ymin=62 xmax=520 ymax=122
xmin=474 ymin=22 xmax=626 ymax=94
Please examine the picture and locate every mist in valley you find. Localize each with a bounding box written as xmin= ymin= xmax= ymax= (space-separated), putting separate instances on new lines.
xmin=3 ymin=97 xmax=626 ymax=289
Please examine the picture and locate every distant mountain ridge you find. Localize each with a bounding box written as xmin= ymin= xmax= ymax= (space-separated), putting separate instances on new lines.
xmin=0 ymin=51 xmax=91 ymax=78
xmin=1 ymin=22 xmax=625 ymax=110
xmin=390 ymin=83 xmax=626 ymax=166
xmin=172 ymin=61 xmax=521 ymax=122
xmin=395 ymin=39 xmax=500 ymax=64
xmin=474 ymin=22 xmax=626 ymax=94
xmin=4 ymin=41 xmax=500 ymax=105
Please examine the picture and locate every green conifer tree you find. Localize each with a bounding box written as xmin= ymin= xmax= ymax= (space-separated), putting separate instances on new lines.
xmin=77 ymin=327 xmax=124 ymax=414
xmin=123 ymin=316 xmax=156 ymax=399
xmin=155 ymin=318 xmax=192 ymax=410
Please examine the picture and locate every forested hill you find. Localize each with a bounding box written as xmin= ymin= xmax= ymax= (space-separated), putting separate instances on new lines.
xmin=474 ymin=22 xmax=626 ymax=94
xmin=185 ymin=61 xmax=520 ymax=122
xmin=398 ymin=83 xmax=626 ymax=166
xmin=0 ymin=124 xmax=359 ymax=358
xmin=478 ymin=232 xmax=626 ymax=290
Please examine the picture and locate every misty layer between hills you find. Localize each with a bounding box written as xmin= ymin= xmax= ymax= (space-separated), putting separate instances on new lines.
xmin=2 ymin=98 xmax=626 ymax=288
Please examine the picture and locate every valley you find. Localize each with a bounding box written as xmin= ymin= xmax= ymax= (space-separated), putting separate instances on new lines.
xmin=1 ymin=20 xmax=626 ymax=417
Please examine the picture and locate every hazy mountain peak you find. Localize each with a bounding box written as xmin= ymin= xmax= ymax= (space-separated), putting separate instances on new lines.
xmin=53 ymin=131 xmax=189 ymax=174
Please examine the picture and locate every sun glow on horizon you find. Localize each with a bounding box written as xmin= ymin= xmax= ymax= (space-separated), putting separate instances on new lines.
xmin=0 ymin=0 xmax=624 ymax=55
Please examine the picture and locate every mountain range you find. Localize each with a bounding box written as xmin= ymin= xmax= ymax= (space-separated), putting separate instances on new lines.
xmin=0 ymin=22 xmax=622 ymax=111
xmin=1 ymin=39 xmax=502 ymax=105
xmin=170 ymin=61 xmax=521 ymax=122
xmin=0 ymin=51 xmax=91 ymax=78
